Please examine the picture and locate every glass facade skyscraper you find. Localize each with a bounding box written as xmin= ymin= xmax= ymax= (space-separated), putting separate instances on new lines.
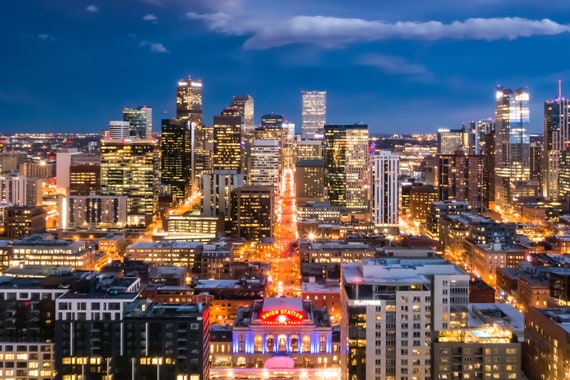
xmin=302 ymin=91 xmax=326 ymax=139
xmin=494 ymin=85 xmax=530 ymax=205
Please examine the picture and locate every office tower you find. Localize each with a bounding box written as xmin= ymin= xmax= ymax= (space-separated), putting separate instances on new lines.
xmin=213 ymin=107 xmax=244 ymax=172
xmin=161 ymin=118 xmax=191 ymax=202
xmin=543 ymin=83 xmax=570 ymax=201
xmin=296 ymin=138 xmax=324 ymax=162
xmin=530 ymin=141 xmax=542 ymax=192
xmin=201 ymin=170 xmax=247 ymax=234
xmin=249 ymin=140 xmax=280 ymax=189
xmin=373 ymin=150 xmax=399 ymax=228
xmin=295 ymin=159 xmax=325 ymax=205
xmin=324 ymin=124 xmax=369 ymax=211
xmin=123 ymin=105 xmax=152 ymax=139
xmin=231 ymin=185 xmax=274 ymax=240
xmin=524 ymin=307 xmax=570 ymax=380
xmin=494 ymin=85 xmax=530 ymax=205
xmin=230 ymin=95 xmax=254 ymax=126
xmin=341 ymin=257 xmax=469 ymax=380
xmin=409 ymin=185 xmax=438 ymax=223
xmin=483 ymin=128 xmax=496 ymax=207
xmin=281 ymin=122 xmax=296 ymax=170
xmin=69 ymin=153 xmax=101 ymax=196
xmin=108 ymin=120 xmax=131 ymax=140
xmin=302 ymin=91 xmax=326 ymax=139
xmin=20 ymin=161 xmax=55 ymax=179
xmin=436 ymin=151 xmax=484 ymax=212
xmin=437 ymin=126 xmax=468 ymax=154
xmin=100 ymin=138 xmax=157 ymax=227
xmin=177 ymin=76 xmax=205 ymax=194
xmin=176 ymin=76 xmax=203 ymax=124
xmin=475 ymin=119 xmax=494 ymax=155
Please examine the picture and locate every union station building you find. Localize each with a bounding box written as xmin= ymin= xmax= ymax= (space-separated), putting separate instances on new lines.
xmin=211 ymin=297 xmax=340 ymax=370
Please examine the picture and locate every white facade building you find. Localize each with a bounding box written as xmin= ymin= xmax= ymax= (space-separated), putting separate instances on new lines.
xmin=341 ymin=257 xmax=470 ymax=380
xmin=301 ymin=91 xmax=326 ymax=139
xmin=373 ymin=151 xmax=400 ymax=228
xmin=250 ymin=140 xmax=280 ymax=189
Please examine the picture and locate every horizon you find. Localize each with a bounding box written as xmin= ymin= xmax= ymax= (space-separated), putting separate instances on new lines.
xmin=2 ymin=1 xmax=570 ymax=135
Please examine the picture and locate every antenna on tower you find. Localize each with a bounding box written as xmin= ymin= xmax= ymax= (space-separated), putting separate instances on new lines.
xmin=559 ymin=79 xmax=562 ymax=99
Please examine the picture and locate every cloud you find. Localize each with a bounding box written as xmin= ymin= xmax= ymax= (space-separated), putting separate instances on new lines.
xmin=358 ymin=54 xmax=429 ymax=76
xmin=150 ymin=43 xmax=168 ymax=53
xmin=86 ymin=4 xmax=99 ymax=13
xmin=37 ymin=33 xmax=57 ymax=41
xmin=139 ymin=40 xmax=169 ymax=53
xmin=187 ymin=13 xmax=570 ymax=50
xmin=143 ymin=14 xmax=158 ymax=22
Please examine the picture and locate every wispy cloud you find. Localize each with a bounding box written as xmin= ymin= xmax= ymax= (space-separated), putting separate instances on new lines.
xmin=139 ymin=40 xmax=169 ymax=53
xmin=86 ymin=4 xmax=99 ymax=13
xmin=143 ymin=14 xmax=158 ymax=23
xmin=37 ymin=33 xmax=57 ymax=41
xmin=187 ymin=13 xmax=570 ymax=50
xmin=358 ymin=54 xmax=429 ymax=76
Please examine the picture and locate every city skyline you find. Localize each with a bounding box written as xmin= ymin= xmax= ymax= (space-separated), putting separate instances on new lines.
xmin=2 ymin=1 xmax=570 ymax=134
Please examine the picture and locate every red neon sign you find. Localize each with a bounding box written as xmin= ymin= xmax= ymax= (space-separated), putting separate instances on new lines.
xmin=260 ymin=309 xmax=306 ymax=325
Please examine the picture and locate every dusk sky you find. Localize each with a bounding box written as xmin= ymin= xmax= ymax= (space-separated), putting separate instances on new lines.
xmin=2 ymin=0 xmax=570 ymax=135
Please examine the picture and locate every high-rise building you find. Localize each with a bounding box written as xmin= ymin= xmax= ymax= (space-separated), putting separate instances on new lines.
xmin=230 ymin=95 xmax=254 ymax=127
xmin=249 ymin=140 xmax=280 ymax=189
xmin=302 ymin=91 xmax=326 ymax=139
xmin=123 ymin=105 xmax=152 ymax=139
xmin=295 ymin=138 xmax=324 ymax=162
xmin=373 ymin=151 xmax=399 ymax=228
xmin=4 ymin=205 xmax=46 ymax=239
xmin=108 ymin=121 xmax=131 ymax=140
xmin=69 ymin=153 xmax=100 ymax=196
xmin=176 ymin=76 xmax=203 ymax=124
xmin=436 ymin=151 xmax=484 ymax=212
xmin=231 ymin=185 xmax=274 ymax=240
xmin=543 ymin=83 xmax=570 ymax=201
xmin=59 ymin=192 xmax=128 ymax=230
xmin=201 ymin=170 xmax=247 ymax=234
xmin=161 ymin=118 xmax=191 ymax=202
xmin=100 ymin=138 xmax=157 ymax=227
xmin=341 ymin=257 xmax=469 ymax=380
xmin=494 ymin=85 xmax=530 ymax=205
xmin=213 ymin=107 xmax=244 ymax=172
xmin=177 ymin=76 xmax=205 ymax=194
xmin=437 ymin=126 xmax=468 ymax=154
xmin=295 ymin=159 xmax=326 ymax=205
xmin=324 ymin=124 xmax=369 ymax=211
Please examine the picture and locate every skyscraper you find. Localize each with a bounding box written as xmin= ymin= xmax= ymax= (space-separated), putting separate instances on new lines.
xmin=177 ymin=76 xmax=205 ymax=194
xmin=161 ymin=118 xmax=191 ymax=202
xmin=437 ymin=126 xmax=468 ymax=154
xmin=213 ymin=107 xmax=244 ymax=173
xmin=543 ymin=82 xmax=570 ymax=201
xmin=302 ymin=91 xmax=326 ymax=139
xmin=437 ymin=151 xmax=484 ymax=212
xmin=494 ymin=85 xmax=530 ymax=205
xmin=373 ymin=150 xmax=400 ymax=228
xmin=230 ymin=95 xmax=254 ymax=127
xmin=100 ymin=138 xmax=157 ymax=226
xmin=324 ymin=124 xmax=369 ymax=211
xmin=123 ymin=105 xmax=152 ymax=139
xmin=176 ymin=76 xmax=203 ymax=124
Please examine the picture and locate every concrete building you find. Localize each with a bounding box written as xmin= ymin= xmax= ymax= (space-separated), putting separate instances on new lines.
xmin=59 ymin=192 xmax=128 ymax=230
xmin=125 ymin=241 xmax=203 ymax=274
xmin=341 ymin=257 xmax=469 ymax=380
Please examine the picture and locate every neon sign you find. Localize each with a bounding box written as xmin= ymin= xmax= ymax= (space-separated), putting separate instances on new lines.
xmin=260 ymin=309 xmax=306 ymax=325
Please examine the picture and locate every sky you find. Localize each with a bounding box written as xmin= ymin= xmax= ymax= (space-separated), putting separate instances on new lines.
xmin=2 ymin=0 xmax=570 ymax=135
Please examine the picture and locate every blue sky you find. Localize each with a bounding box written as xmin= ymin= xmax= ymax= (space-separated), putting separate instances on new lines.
xmin=2 ymin=0 xmax=570 ymax=135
